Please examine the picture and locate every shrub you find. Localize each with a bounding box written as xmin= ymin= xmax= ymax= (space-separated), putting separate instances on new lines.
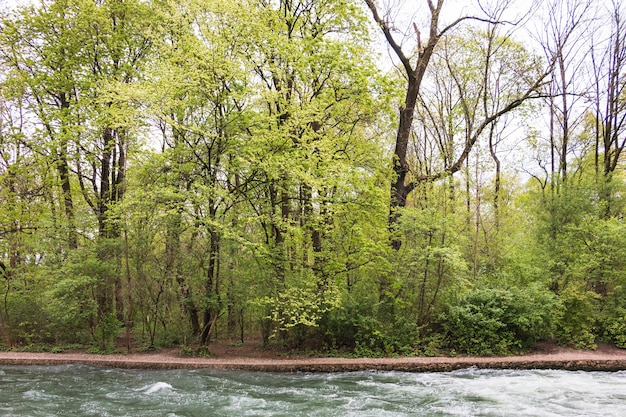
xmin=321 ymin=296 xmax=420 ymax=357
xmin=4 ymin=292 xmax=54 ymax=346
xmin=439 ymin=286 xmax=557 ymax=355
xmin=93 ymin=312 xmax=122 ymax=352
xmin=602 ymin=308 xmax=626 ymax=348
xmin=555 ymin=283 xmax=598 ymax=349
xmin=46 ymin=275 xmax=99 ymax=344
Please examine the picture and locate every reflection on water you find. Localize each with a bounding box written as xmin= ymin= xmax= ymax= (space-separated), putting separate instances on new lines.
xmin=1 ymin=365 xmax=626 ymax=416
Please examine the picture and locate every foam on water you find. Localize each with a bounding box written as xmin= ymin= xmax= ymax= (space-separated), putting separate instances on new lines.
xmin=2 ymin=365 xmax=626 ymax=416
xmin=140 ymin=381 xmax=174 ymax=394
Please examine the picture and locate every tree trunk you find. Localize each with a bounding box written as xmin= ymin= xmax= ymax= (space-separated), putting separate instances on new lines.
xmin=364 ymin=0 xmax=443 ymax=250
xmin=56 ymin=93 xmax=78 ymax=249
xmin=488 ymin=124 xmax=501 ymax=229
xmin=97 ymin=126 xmax=127 ymax=323
xmin=0 ymin=261 xmax=10 ymax=347
xmin=200 ymin=229 xmax=220 ymax=345
xmin=390 ymin=78 xmax=421 ymax=249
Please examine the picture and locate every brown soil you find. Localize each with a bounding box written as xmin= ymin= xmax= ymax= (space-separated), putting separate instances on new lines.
xmin=1 ymin=339 xmax=626 ymax=372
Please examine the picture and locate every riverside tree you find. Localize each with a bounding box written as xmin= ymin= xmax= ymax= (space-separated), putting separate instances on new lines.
xmin=0 ymin=0 xmax=624 ymax=355
xmin=363 ymin=0 xmax=580 ymax=249
xmin=0 ymin=0 xmax=154 ymax=346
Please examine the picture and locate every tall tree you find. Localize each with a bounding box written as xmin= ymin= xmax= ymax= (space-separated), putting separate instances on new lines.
xmin=364 ymin=0 xmax=569 ymax=249
xmin=236 ymin=0 xmax=386 ymax=342
xmin=0 ymin=0 xmax=154 ymax=323
xmin=147 ymin=0 xmax=252 ymax=344
xmin=0 ymin=0 xmax=86 ymax=250
xmin=538 ymin=0 xmax=594 ymax=194
xmin=590 ymin=0 xmax=626 ymax=216
xmin=72 ymin=0 xmax=153 ymax=321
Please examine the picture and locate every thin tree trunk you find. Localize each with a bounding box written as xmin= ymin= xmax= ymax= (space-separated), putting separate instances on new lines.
xmin=56 ymin=93 xmax=78 ymax=249
xmin=123 ymin=229 xmax=133 ymax=352
xmin=488 ymin=124 xmax=501 ymax=229
xmin=0 ymin=261 xmax=10 ymax=347
xmin=200 ymin=229 xmax=220 ymax=345
xmin=558 ymin=56 xmax=569 ymax=186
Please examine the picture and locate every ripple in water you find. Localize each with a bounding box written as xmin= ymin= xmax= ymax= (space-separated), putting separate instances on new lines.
xmin=139 ymin=382 xmax=174 ymax=395
xmin=1 ymin=365 xmax=626 ymax=416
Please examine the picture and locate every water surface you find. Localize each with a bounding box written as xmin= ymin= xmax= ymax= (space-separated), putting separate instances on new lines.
xmin=1 ymin=365 xmax=625 ymax=416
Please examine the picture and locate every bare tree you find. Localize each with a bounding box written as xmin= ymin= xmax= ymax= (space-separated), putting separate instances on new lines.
xmin=599 ymin=1 xmax=626 ymax=179
xmin=536 ymin=0 xmax=594 ymax=194
xmin=586 ymin=0 xmax=626 ymax=216
xmin=364 ymin=0 xmax=563 ymax=249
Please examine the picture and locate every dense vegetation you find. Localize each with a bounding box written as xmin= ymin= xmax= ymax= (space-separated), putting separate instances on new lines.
xmin=0 ymin=0 xmax=624 ymax=356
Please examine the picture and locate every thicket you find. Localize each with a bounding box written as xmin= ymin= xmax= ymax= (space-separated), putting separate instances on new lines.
xmin=1 ymin=0 xmax=625 ymax=356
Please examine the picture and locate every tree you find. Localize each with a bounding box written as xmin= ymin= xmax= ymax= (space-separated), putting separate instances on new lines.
xmin=69 ymin=0 xmax=153 ymax=322
xmin=590 ymin=0 xmax=626 ymax=216
xmin=0 ymin=0 xmax=154 ymax=330
xmin=0 ymin=0 xmax=85 ymax=250
xmin=364 ymin=0 xmax=569 ymax=249
xmin=146 ymin=0 xmax=254 ymax=345
xmin=537 ymin=0 xmax=594 ymax=194
xmin=411 ymin=24 xmax=545 ymax=277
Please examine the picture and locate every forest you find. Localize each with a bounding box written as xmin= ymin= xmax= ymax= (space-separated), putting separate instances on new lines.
xmin=0 ymin=0 xmax=624 ymax=356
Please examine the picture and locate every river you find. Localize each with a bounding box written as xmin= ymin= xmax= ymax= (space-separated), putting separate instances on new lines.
xmin=1 ymin=365 xmax=625 ymax=416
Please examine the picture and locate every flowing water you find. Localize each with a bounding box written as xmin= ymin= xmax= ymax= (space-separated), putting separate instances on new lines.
xmin=1 ymin=365 xmax=626 ymax=416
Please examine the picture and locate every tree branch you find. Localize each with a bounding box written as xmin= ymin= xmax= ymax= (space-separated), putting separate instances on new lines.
xmin=409 ymin=84 xmax=552 ymax=187
xmin=363 ymin=0 xmax=414 ymax=76
xmin=439 ymin=15 xmax=502 ymax=38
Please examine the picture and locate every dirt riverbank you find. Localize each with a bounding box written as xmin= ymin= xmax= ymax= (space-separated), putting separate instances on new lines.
xmin=1 ymin=341 xmax=626 ymax=372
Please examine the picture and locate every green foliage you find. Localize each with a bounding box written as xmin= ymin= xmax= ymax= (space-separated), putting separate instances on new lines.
xmin=320 ymin=292 xmax=420 ymax=357
xmin=44 ymin=246 xmax=116 ymax=342
xmin=1 ymin=0 xmax=625 ymax=357
xmin=93 ymin=313 xmax=122 ymax=352
xmin=4 ymin=292 xmax=53 ymax=346
xmin=391 ymin=205 xmax=470 ymax=328
xmin=530 ymin=183 xmax=626 ymax=350
xmin=180 ymin=345 xmax=195 ymax=357
xmin=254 ymin=280 xmax=342 ymax=346
xmin=440 ymin=286 xmax=558 ymax=355
xmin=47 ymin=274 xmax=99 ymax=341
xmin=602 ymin=307 xmax=626 ymax=348
xmin=352 ymin=315 xmax=420 ymax=357
xmin=555 ymin=283 xmax=598 ymax=349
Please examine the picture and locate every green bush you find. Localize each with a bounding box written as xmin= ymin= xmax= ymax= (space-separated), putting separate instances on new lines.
xmin=555 ymin=283 xmax=598 ymax=349
xmin=439 ymin=286 xmax=557 ymax=355
xmin=4 ymin=292 xmax=54 ymax=346
xmin=46 ymin=275 xmax=99 ymax=344
xmin=321 ymin=296 xmax=420 ymax=356
xmin=602 ymin=308 xmax=626 ymax=348
xmin=93 ymin=312 xmax=122 ymax=351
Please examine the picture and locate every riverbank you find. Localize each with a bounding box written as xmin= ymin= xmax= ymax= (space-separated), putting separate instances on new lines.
xmin=2 ymin=342 xmax=626 ymax=372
